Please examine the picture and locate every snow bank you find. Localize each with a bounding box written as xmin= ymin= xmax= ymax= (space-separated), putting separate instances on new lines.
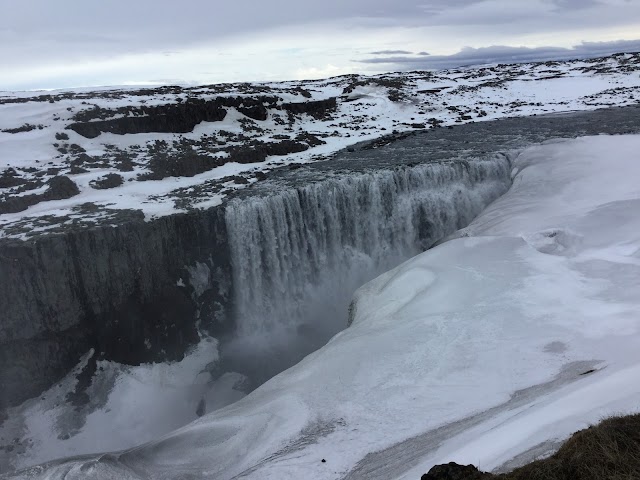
xmin=7 ymin=135 xmax=640 ymax=479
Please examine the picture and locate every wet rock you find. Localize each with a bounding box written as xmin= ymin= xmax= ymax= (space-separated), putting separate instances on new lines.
xmin=1 ymin=124 xmax=38 ymax=134
xmin=69 ymin=165 xmax=89 ymax=174
xmin=238 ymin=104 xmax=269 ymax=121
xmin=0 ymin=169 xmax=26 ymax=188
xmin=295 ymin=132 xmax=325 ymax=147
xmin=0 ymin=194 xmax=39 ymax=214
xmin=293 ymin=87 xmax=312 ymax=98
xmin=230 ymin=176 xmax=249 ymax=185
xmin=227 ymin=140 xmax=309 ymax=166
xmin=142 ymin=151 xmax=220 ymax=180
xmin=0 ymin=176 xmax=79 ymax=213
xmin=75 ymin=202 xmax=100 ymax=213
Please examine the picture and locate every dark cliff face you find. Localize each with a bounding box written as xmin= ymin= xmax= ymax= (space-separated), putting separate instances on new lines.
xmin=0 ymin=208 xmax=232 ymax=410
xmin=67 ymin=97 xmax=338 ymax=138
xmin=68 ymin=101 xmax=227 ymax=138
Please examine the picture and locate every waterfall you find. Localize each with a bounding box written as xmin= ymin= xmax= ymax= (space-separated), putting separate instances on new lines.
xmin=223 ymin=155 xmax=512 ymax=382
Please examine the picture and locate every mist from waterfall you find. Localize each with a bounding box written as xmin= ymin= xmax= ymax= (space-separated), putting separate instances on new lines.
xmin=223 ymin=155 xmax=512 ymax=385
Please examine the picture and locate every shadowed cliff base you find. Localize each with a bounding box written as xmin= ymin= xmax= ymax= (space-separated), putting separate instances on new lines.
xmin=422 ymin=414 xmax=640 ymax=480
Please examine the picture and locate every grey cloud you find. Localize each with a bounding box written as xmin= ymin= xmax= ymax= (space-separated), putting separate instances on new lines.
xmin=552 ymin=0 xmax=602 ymax=10
xmin=357 ymin=39 xmax=640 ymax=70
xmin=1 ymin=0 xmax=639 ymax=89
xmin=418 ymin=0 xmax=485 ymax=16
xmin=370 ymin=50 xmax=414 ymax=55
xmin=0 ymin=0 xmax=429 ymax=69
xmin=1 ymin=0 xmax=636 ymax=66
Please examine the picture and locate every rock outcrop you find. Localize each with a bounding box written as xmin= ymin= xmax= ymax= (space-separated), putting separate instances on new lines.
xmin=422 ymin=463 xmax=491 ymax=480
xmin=0 ymin=207 xmax=232 ymax=410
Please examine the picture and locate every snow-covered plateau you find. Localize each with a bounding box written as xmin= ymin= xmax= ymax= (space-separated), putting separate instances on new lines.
xmin=1 ymin=52 xmax=639 ymax=238
xmin=1 ymin=53 xmax=640 ymax=479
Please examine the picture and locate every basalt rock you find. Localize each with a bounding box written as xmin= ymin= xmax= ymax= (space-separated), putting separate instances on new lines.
xmin=0 ymin=176 xmax=79 ymax=214
xmin=68 ymin=100 xmax=229 ymax=138
xmin=0 ymin=207 xmax=232 ymax=410
xmin=67 ymin=96 xmax=337 ymax=138
xmin=421 ymin=462 xmax=491 ymax=480
xmin=283 ymin=98 xmax=337 ymax=120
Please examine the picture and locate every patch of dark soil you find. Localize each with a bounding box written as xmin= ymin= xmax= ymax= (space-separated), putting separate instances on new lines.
xmin=283 ymin=98 xmax=337 ymax=120
xmin=417 ymin=88 xmax=449 ymax=94
xmin=1 ymin=124 xmax=42 ymax=134
xmin=44 ymin=176 xmax=79 ymax=200
xmin=293 ymin=87 xmax=312 ymax=98
xmin=0 ymin=169 xmax=26 ymax=188
xmin=10 ymin=179 xmax=44 ymax=196
xmin=90 ymin=173 xmax=124 ymax=190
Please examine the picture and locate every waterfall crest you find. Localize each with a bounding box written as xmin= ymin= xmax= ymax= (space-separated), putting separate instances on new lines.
xmin=223 ymin=155 xmax=512 ymax=381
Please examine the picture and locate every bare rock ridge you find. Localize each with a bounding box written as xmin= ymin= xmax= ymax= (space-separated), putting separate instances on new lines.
xmin=422 ymin=463 xmax=489 ymax=479
xmin=67 ymin=97 xmax=337 ymax=138
xmin=0 ymin=176 xmax=79 ymax=214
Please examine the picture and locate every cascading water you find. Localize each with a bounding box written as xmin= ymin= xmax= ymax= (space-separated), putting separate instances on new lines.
xmin=223 ymin=154 xmax=513 ymax=385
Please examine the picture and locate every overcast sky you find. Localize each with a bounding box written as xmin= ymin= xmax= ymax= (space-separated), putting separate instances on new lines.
xmin=1 ymin=0 xmax=640 ymax=91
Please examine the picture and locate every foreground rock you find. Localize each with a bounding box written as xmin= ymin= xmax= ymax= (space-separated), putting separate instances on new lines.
xmin=425 ymin=414 xmax=640 ymax=480
xmin=422 ymin=463 xmax=490 ymax=479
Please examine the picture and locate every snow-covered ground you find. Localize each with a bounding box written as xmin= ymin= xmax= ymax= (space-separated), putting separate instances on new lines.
xmin=1 ymin=52 xmax=639 ymax=239
xmin=5 ymin=133 xmax=640 ymax=479
xmin=2 ymin=53 xmax=640 ymax=477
